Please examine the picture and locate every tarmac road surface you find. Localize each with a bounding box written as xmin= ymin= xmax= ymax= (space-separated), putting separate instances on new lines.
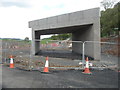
xmin=2 ymin=65 xmax=119 ymax=88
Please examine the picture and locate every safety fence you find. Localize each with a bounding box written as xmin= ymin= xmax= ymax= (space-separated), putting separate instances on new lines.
xmin=1 ymin=39 xmax=119 ymax=71
xmin=84 ymin=41 xmax=119 ymax=69
xmin=33 ymin=40 xmax=84 ymax=70
xmin=2 ymin=40 xmax=31 ymax=70
xmin=40 ymin=40 xmax=72 ymax=51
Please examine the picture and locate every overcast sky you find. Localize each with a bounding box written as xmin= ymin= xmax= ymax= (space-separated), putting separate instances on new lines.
xmin=0 ymin=0 xmax=118 ymax=39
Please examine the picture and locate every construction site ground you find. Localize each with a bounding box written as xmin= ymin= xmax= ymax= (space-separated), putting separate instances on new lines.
xmin=1 ymin=37 xmax=119 ymax=88
xmin=1 ymin=65 xmax=119 ymax=88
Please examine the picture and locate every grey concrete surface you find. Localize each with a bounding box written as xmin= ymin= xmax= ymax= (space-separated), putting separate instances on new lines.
xmin=37 ymin=50 xmax=82 ymax=59
xmin=2 ymin=65 xmax=118 ymax=88
xmin=29 ymin=8 xmax=101 ymax=60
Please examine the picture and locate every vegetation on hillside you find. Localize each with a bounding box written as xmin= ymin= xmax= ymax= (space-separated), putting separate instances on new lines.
xmin=100 ymin=1 xmax=119 ymax=37
xmin=40 ymin=38 xmax=52 ymax=44
xmin=50 ymin=34 xmax=72 ymax=40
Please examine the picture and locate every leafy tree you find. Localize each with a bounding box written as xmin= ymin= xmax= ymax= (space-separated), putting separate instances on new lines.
xmin=50 ymin=33 xmax=72 ymax=40
xmin=24 ymin=37 xmax=29 ymax=42
xmin=100 ymin=2 xmax=119 ymax=37
xmin=101 ymin=0 xmax=115 ymax=10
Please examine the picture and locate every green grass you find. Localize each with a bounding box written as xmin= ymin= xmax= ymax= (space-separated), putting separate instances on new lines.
xmin=40 ymin=38 xmax=52 ymax=44
xmin=1 ymin=39 xmax=31 ymax=44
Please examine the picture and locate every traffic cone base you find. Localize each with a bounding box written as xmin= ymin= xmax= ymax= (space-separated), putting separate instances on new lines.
xmin=82 ymin=68 xmax=92 ymax=74
xmin=43 ymin=67 xmax=49 ymax=72
xmin=10 ymin=63 xmax=14 ymax=68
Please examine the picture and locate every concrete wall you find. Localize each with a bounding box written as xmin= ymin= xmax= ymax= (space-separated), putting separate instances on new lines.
xmin=29 ymin=7 xmax=101 ymax=60
xmin=72 ymin=25 xmax=101 ymax=60
xmin=31 ymin=30 xmax=41 ymax=55
xmin=72 ymin=26 xmax=93 ymax=55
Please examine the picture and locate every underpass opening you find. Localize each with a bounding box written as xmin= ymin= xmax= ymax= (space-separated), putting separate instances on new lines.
xmin=34 ymin=24 xmax=93 ymax=59
xmin=29 ymin=8 xmax=101 ymax=60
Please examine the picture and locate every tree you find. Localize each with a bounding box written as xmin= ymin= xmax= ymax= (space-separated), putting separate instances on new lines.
xmin=50 ymin=33 xmax=72 ymax=40
xmin=24 ymin=37 xmax=29 ymax=42
xmin=100 ymin=2 xmax=119 ymax=37
xmin=101 ymin=0 xmax=115 ymax=10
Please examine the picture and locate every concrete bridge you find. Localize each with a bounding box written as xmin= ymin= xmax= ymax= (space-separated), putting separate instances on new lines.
xmin=29 ymin=7 xmax=101 ymax=60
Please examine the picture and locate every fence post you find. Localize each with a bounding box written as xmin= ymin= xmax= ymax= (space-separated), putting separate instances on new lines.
xmin=29 ymin=41 xmax=33 ymax=70
xmin=4 ymin=42 xmax=8 ymax=64
xmin=82 ymin=42 xmax=85 ymax=68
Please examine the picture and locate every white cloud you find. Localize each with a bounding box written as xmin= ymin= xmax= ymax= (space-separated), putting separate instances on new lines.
xmin=0 ymin=0 xmax=31 ymax=7
xmin=0 ymin=0 xmax=105 ymax=39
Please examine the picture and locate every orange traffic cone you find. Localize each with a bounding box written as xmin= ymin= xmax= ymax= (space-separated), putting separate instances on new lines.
xmin=43 ymin=56 xmax=49 ymax=73
xmin=82 ymin=57 xmax=92 ymax=74
xmin=9 ymin=55 xmax=14 ymax=68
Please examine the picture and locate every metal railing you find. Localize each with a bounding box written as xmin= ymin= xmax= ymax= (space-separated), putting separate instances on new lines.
xmin=1 ymin=39 xmax=119 ymax=70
